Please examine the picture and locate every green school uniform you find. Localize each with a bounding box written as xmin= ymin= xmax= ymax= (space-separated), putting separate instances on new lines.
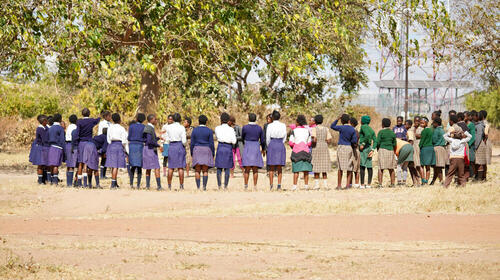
xmin=432 ymin=126 xmax=446 ymax=147
xmin=467 ymin=122 xmax=476 ymax=162
xmin=359 ymin=123 xmax=376 ymax=168
xmin=419 ymin=127 xmax=435 ymax=166
xmin=375 ymin=128 xmax=396 ymax=151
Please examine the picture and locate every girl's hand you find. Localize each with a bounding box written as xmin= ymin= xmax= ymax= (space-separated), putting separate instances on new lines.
xmin=368 ymin=150 xmax=374 ymax=158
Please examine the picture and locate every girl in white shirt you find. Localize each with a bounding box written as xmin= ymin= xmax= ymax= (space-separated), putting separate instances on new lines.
xmin=105 ymin=113 xmax=128 ymax=189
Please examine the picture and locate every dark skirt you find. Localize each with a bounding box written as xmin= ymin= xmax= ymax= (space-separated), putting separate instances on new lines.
xmin=266 ymin=138 xmax=286 ymax=166
xmin=142 ymin=146 xmax=160 ymax=170
xmin=292 ymin=161 xmax=313 ymax=172
xmin=129 ymin=142 xmax=144 ymax=167
xmin=360 ymin=146 xmax=373 ymax=168
xmin=168 ymin=142 xmax=186 ymax=169
xmin=29 ymin=144 xmax=47 ymax=166
xmin=241 ymin=140 xmax=264 ymax=168
xmin=397 ymin=144 xmax=414 ymax=165
xmin=64 ymin=142 xmax=78 ymax=168
xmin=83 ymin=142 xmax=99 ymax=170
xmin=420 ymin=146 xmax=436 ymax=166
xmin=105 ymin=141 xmax=127 ymax=168
xmin=215 ymin=142 xmax=234 ymax=169
xmin=47 ymin=146 xmax=64 ymax=167
xmin=192 ymin=146 xmax=215 ymax=167
xmin=77 ymin=141 xmax=89 ymax=163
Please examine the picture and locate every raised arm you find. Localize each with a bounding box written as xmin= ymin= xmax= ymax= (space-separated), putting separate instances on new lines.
xmin=330 ymin=119 xmax=340 ymax=131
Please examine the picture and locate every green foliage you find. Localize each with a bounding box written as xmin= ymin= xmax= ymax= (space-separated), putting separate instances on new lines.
xmin=465 ymin=86 xmax=500 ymax=127
xmin=0 ymin=80 xmax=64 ymax=118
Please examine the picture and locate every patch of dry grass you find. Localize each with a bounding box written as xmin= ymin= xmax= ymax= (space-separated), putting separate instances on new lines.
xmin=1 ymin=236 xmax=498 ymax=280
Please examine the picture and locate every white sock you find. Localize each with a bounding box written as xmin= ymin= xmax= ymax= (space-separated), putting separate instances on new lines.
xmin=304 ymin=185 xmax=309 ymax=189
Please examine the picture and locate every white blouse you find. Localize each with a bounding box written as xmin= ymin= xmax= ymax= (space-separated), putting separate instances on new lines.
xmin=215 ymin=123 xmax=237 ymax=144
xmin=107 ymin=123 xmax=128 ymax=145
xmin=65 ymin=123 xmax=77 ymax=141
xmin=266 ymin=120 xmax=287 ymax=145
xmin=165 ymin=122 xmax=187 ymax=145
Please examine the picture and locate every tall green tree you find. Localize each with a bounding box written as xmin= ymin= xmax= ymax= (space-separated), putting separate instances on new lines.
xmin=1 ymin=0 xmax=454 ymax=114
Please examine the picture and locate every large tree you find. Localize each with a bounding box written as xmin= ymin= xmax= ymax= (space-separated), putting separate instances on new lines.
xmin=1 ymin=0 xmax=453 ymax=113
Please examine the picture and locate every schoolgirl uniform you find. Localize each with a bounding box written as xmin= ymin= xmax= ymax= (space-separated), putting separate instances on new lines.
xmin=419 ymin=127 xmax=436 ymax=166
xmin=47 ymin=122 xmax=65 ymax=166
xmin=375 ymin=128 xmax=396 ymax=170
xmin=165 ymin=122 xmax=187 ymax=169
xmin=76 ymin=117 xmax=101 ymax=163
xmin=65 ymin=123 xmax=78 ymax=169
xmin=29 ymin=125 xmax=48 ymax=167
xmin=142 ymin=123 xmax=161 ymax=170
xmin=128 ymin=122 xmax=145 ymax=168
xmin=82 ymin=134 xmax=107 ymax=188
xmin=241 ymin=122 xmax=265 ymax=168
xmin=432 ymin=126 xmax=447 ymax=168
xmin=47 ymin=122 xmax=65 ymax=185
xmin=289 ymin=126 xmax=312 ymax=173
xmin=105 ymin=123 xmax=128 ymax=169
xmin=83 ymin=134 xmax=108 ymax=171
xmin=331 ymin=119 xmax=357 ymax=171
xmin=265 ymin=120 xmax=287 ymax=167
xmin=191 ymin=125 xmax=215 ymax=168
xmin=215 ymin=123 xmax=237 ymax=169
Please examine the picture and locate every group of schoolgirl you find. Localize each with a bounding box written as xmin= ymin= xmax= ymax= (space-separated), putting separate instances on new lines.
xmin=29 ymin=108 xmax=492 ymax=191
xmin=343 ymin=109 xmax=492 ymax=189
xmin=29 ymin=109 xmax=112 ymax=188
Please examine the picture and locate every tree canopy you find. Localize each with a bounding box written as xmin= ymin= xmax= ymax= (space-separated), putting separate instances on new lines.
xmin=1 ymin=0 xmax=456 ymax=114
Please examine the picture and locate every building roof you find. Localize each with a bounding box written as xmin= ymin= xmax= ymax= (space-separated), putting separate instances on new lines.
xmin=374 ymin=80 xmax=473 ymax=89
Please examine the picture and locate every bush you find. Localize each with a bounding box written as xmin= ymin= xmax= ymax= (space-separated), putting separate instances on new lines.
xmin=0 ymin=80 xmax=65 ymax=119
xmin=465 ymin=86 xmax=500 ymax=127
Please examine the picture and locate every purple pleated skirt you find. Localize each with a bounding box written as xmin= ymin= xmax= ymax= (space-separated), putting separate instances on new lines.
xmin=83 ymin=142 xmax=100 ymax=170
xmin=242 ymin=140 xmax=264 ymax=168
xmin=105 ymin=141 xmax=126 ymax=168
xmin=47 ymin=146 xmax=64 ymax=167
xmin=266 ymin=138 xmax=286 ymax=166
xmin=168 ymin=142 xmax=186 ymax=169
xmin=129 ymin=142 xmax=144 ymax=167
xmin=64 ymin=142 xmax=78 ymax=168
xmin=77 ymin=141 xmax=89 ymax=163
xmin=215 ymin=142 xmax=234 ymax=169
xmin=192 ymin=146 xmax=215 ymax=167
xmin=142 ymin=146 xmax=160 ymax=170
xmin=29 ymin=143 xmax=47 ymax=166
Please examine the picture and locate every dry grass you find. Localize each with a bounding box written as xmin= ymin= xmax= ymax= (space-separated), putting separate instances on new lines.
xmin=0 ymin=236 xmax=498 ymax=280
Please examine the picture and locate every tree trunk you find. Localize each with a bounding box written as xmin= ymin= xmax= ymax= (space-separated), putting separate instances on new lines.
xmin=137 ymin=70 xmax=161 ymax=115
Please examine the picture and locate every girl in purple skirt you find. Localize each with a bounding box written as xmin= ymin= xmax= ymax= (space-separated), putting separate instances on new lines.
xmin=215 ymin=113 xmax=237 ymax=190
xmin=64 ymin=115 xmax=78 ymax=187
xmin=47 ymin=114 xmax=66 ymax=185
xmin=190 ymin=115 xmax=215 ymax=190
xmin=29 ymin=115 xmax=49 ymax=184
xmin=241 ymin=113 xmax=265 ymax=190
xmin=165 ymin=113 xmax=187 ymax=190
xmin=265 ymin=110 xmax=287 ymax=190
xmin=106 ymin=113 xmax=128 ymax=189
xmin=83 ymin=129 xmax=108 ymax=188
xmin=143 ymin=114 xmax=163 ymax=190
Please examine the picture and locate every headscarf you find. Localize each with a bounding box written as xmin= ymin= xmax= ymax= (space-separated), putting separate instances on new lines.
xmin=361 ymin=115 xmax=371 ymax=125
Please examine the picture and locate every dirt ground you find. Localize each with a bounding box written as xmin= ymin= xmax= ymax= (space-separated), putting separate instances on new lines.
xmin=0 ymin=151 xmax=499 ymax=279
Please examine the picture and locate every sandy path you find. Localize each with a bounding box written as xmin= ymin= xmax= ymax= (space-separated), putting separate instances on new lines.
xmin=2 ymin=214 xmax=499 ymax=243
